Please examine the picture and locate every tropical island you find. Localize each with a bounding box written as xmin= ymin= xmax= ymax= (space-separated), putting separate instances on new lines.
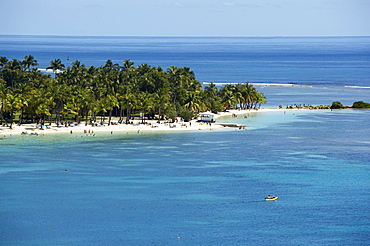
xmin=1 ymin=55 xmax=368 ymax=136
xmin=0 ymin=55 xmax=267 ymax=128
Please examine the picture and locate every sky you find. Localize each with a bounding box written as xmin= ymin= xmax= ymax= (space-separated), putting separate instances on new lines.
xmin=1 ymin=0 xmax=369 ymax=36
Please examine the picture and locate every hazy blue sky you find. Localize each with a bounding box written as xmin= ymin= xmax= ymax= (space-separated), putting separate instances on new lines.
xmin=1 ymin=0 xmax=369 ymax=36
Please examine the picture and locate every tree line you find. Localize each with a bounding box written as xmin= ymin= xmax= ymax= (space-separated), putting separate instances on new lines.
xmin=0 ymin=55 xmax=267 ymax=125
xmin=331 ymin=101 xmax=370 ymax=109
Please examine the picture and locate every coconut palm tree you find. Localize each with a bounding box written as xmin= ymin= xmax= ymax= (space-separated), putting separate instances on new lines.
xmin=121 ymin=92 xmax=137 ymax=123
xmin=104 ymin=59 xmax=120 ymax=71
xmin=0 ymin=57 xmax=9 ymax=79
xmin=122 ymin=59 xmax=135 ymax=71
xmin=221 ymin=87 xmax=237 ymax=110
xmin=234 ymin=83 xmax=246 ymax=108
xmin=243 ymin=82 xmax=258 ymax=108
xmin=184 ymin=91 xmax=205 ymax=112
xmin=46 ymin=59 xmax=65 ymax=77
xmin=0 ymin=57 xmax=8 ymax=69
xmin=152 ymin=88 xmax=170 ymax=120
xmin=0 ymin=79 xmax=8 ymax=124
xmin=203 ymin=82 xmax=223 ymax=113
xmin=204 ymin=82 xmax=218 ymax=98
xmin=167 ymin=66 xmax=197 ymax=107
xmin=255 ymin=92 xmax=267 ymax=108
xmin=3 ymin=59 xmax=23 ymax=89
xmin=71 ymin=60 xmax=85 ymax=70
xmin=137 ymin=92 xmax=153 ymax=123
xmin=166 ymin=66 xmax=181 ymax=104
xmin=22 ymin=55 xmax=38 ymax=71
xmin=2 ymin=91 xmax=26 ymax=127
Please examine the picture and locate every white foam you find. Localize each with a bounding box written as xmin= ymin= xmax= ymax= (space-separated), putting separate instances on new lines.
xmin=38 ymin=68 xmax=63 ymax=73
xmin=202 ymin=82 xmax=304 ymax=87
xmin=344 ymin=86 xmax=370 ymax=89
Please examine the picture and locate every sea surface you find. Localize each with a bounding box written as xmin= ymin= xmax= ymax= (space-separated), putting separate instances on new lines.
xmin=1 ymin=36 xmax=370 ymax=245
xmin=1 ymin=35 xmax=369 ymax=107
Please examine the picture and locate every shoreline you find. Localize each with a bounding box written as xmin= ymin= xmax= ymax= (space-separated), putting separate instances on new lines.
xmin=0 ymin=108 xmax=314 ymax=137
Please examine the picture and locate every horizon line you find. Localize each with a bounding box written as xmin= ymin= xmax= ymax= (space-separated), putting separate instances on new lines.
xmin=1 ymin=34 xmax=370 ymax=38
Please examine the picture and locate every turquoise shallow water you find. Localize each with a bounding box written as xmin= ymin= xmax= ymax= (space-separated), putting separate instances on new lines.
xmin=1 ymin=109 xmax=369 ymax=245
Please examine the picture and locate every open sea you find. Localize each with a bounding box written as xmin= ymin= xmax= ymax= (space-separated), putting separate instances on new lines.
xmin=1 ymin=36 xmax=370 ymax=245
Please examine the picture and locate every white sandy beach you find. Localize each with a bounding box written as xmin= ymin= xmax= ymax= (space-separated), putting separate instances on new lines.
xmin=0 ymin=108 xmax=304 ymax=137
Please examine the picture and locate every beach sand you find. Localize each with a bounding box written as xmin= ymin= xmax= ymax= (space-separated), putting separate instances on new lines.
xmin=0 ymin=108 xmax=302 ymax=137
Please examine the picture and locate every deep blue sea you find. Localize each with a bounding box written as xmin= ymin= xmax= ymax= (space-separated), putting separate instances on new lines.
xmin=1 ymin=36 xmax=370 ymax=245
xmin=1 ymin=35 xmax=369 ymax=107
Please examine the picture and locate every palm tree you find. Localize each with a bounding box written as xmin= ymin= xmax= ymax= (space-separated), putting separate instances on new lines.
xmin=6 ymin=59 xmax=22 ymax=70
xmin=167 ymin=66 xmax=197 ymax=107
xmin=203 ymin=82 xmax=223 ymax=113
xmin=184 ymin=91 xmax=204 ymax=112
xmin=71 ymin=86 xmax=94 ymax=125
xmin=46 ymin=59 xmax=65 ymax=77
xmin=137 ymin=64 xmax=156 ymax=93
xmin=122 ymin=59 xmax=135 ymax=71
xmin=104 ymin=60 xmax=120 ymax=71
xmin=0 ymin=57 xmax=8 ymax=69
xmin=71 ymin=60 xmax=85 ymax=70
xmin=137 ymin=63 xmax=152 ymax=75
xmin=166 ymin=66 xmax=181 ymax=102
xmin=255 ymin=92 xmax=267 ymax=108
xmin=22 ymin=55 xmax=38 ymax=71
xmin=46 ymin=82 xmax=68 ymax=123
xmin=2 ymin=91 xmax=26 ymax=128
xmin=221 ymin=88 xmax=237 ymax=110
xmin=14 ymin=82 xmax=31 ymax=125
xmin=4 ymin=59 xmax=22 ymax=89
xmin=243 ymin=82 xmax=258 ymax=108
xmin=204 ymin=83 xmax=218 ymax=98
xmin=151 ymin=67 xmax=169 ymax=92
xmin=0 ymin=79 xmax=8 ymax=124
xmin=152 ymin=88 xmax=170 ymax=120
xmin=121 ymin=93 xmax=137 ymax=123
xmin=137 ymin=92 xmax=153 ymax=123
xmin=0 ymin=57 xmax=9 ymax=79
xmin=30 ymin=85 xmax=55 ymax=123
xmin=234 ymin=83 xmax=245 ymax=108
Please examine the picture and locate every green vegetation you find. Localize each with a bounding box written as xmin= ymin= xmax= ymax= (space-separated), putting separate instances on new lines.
xmin=330 ymin=101 xmax=370 ymax=109
xmin=0 ymin=56 xmax=266 ymax=126
xmin=330 ymin=101 xmax=344 ymax=109
xmin=352 ymin=101 xmax=370 ymax=109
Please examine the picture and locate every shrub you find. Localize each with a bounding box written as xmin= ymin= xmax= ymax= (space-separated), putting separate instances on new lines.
xmin=165 ymin=109 xmax=177 ymax=123
xmin=178 ymin=108 xmax=194 ymax=122
xmin=330 ymin=101 xmax=344 ymax=109
xmin=352 ymin=101 xmax=370 ymax=108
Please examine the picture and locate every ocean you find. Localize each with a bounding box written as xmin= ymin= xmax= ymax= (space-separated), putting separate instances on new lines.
xmin=1 ymin=35 xmax=369 ymax=107
xmin=1 ymin=36 xmax=370 ymax=86
xmin=1 ymin=36 xmax=370 ymax=245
